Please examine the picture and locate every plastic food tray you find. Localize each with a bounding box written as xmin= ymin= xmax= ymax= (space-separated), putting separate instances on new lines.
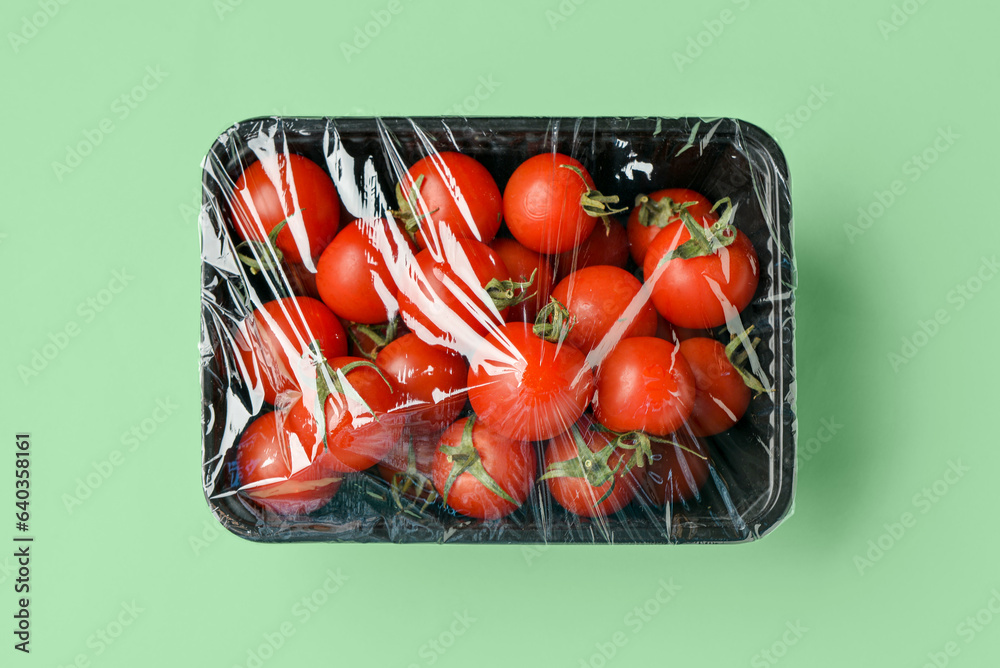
xmin=199 ymin=116 xmax=795 ymax=544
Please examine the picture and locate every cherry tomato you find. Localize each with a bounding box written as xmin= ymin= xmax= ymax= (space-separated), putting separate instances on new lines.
xmin=397 ymin=152 xmax=502 ymax=250
xmin=503 ymin=154 xmax=607 ymax=254
xmin=554 ymin=220 xmax=629 ymax=279
xmin=397 ymin=237 xmax=510 ymax=347
xmin=232 ymin=153 xmax=341 ymax=265
xmin=642 ymin=433 xmax=710 ymax=506
xmin=467 ymin=322 xmax=594 ymax=442
xmin=543 ymin=418 xmax=641 ymax=517
xmin=627 ymin=189 xmax=715 ymax=265
xmin=285 ymin=356 xmax=403 ymax=472
xmin=376 ymin=430 xmax=440 ymax=506
xmin=643 ymin=217 xmax=759 ymax=329
xmin=375 ymin=333 xmax=469 ymax=433
xmin=316 ymin=219 xmax=414 ymax=324
xmin=679 ymin=337 xmax=752 ymax=436
xmin=550 ymin=265 xmax=658 ymax=358
xmin=235 ymin=297 xmax=347 ymax=405
xmin=594 ymin=337 xmax=695 ymax=436
xmin=236 ymin=411 xmax=342 ymax=515
xmin=489 ymin=237 xmax=555 ymax=322
xmin=431 ymin=417 xmax=536 ymax=520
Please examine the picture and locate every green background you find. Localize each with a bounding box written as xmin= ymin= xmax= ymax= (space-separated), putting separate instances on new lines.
xmin=2 ymin=0 xmax=998 ymax=666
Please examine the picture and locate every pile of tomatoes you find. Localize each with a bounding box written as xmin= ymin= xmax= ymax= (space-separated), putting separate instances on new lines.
xmin=228 ymin=148 xmax=767 ymax=523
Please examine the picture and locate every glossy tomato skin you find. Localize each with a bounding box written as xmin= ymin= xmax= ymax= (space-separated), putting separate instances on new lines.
xmin=285 ymin=356 xmax=404 ymax=472
xmin=236 ymin=411 xmax=342 ymax=515
xmin=376 ymin=430 xmax=440 ymax=504
xmin=235 ymin=297 xmax=347 ymax=405
xmin=431 ymin=418 xmax=536 ymax=520
xmin=375 ymin=333 xmax=469 ymax=434
xmin=627 ymin=189 xmax=715 ymax=266
xmin=643 ymin=219 xmax=759 ymax=329
xmin=399 ymin=152 xmax=503 ymax=250
xmin=232 ymin=153 xmax=341 ymax=265
xmin=544 ymin=419 xmax=640 ymax=517
xmin=555 ymin=220 xmax=629 ymax=279
xmin=642 ymin=434 xmax=710 ymax=506
xmin=316 ymin=219 xmax=414 ymax=325
xmin=679 ymin=338 xmax=751 ymax=436
xmin=489 ymin=237 xmax=555 ymax=322
xmin=550 ymin=265 xmax=658 ymax=358
xmin=467 ymin=322 xmax=595 ymax=442
xmin=594 ymin=337 xmax=696 ymax=436
xmin=503 ymin=153 xmax=598 ymax=254
xmin=397 ymin=238 xmax=510 ymax=348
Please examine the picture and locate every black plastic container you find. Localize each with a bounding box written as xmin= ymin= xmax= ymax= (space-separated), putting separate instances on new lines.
xmin=200 ymin=116 xmax=795 ymax=544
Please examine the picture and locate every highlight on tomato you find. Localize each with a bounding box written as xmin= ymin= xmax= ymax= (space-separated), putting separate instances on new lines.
xmin=467 ymin=320 xmax=594 ymax=442
xmin=593 ymin=337 xmax=696 ymax=436
xmin=395 ymin=151 xmax=503 ymax=250
xmin=679 ymin=329 xmax=767 ymax=436
xmin=236 ymin=410 xmax=342 ymax=516
xmin=284 ymin=356 xmax=403 ymax=473
xmin=397 ymin=237 xmax=532 ymax=352
xmin=503 ymin=153 xmax=624 ymax=254
xmin=316 ymin=218 xmax=415 ymax=325
xmin=234 ymin=296 xmax=347 ymax=406
xmin=550 ymin=265 xmax=658 ymax=359
xmin=375 ymin=333 xmax=469 ymax=434
xmin=232 ymin=152 xmax=341 ymax=268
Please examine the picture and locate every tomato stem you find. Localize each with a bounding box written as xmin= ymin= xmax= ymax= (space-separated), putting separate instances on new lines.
xmin=723 ymin=326 xmax=770 ymax=394
xmin=438 ymin=416 xmax=519 ymax=508
xmin=235 ymin=218 xmax=288 ymax=274
xmin=305 ymin=342 xmax=393 ymax=450
xmin=558 ymin=164 xmax=627 ymax=231
xmin=346 ymin=317 xmax=401 ymax=361
xmin=485 ymin=269 xmax=538 ymax=310
xmin=532 ymin=297 xmax=575 ymax=343
xmin=391 ymin=175 xmax=440 ymax=241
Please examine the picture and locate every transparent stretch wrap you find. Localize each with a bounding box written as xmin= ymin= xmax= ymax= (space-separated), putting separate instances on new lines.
xmin=199 ymin=117 xmax=795 ymax=544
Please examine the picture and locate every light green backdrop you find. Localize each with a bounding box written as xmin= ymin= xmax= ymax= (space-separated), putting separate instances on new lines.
xmin=2 ymin=0 xmax=998 ymax=666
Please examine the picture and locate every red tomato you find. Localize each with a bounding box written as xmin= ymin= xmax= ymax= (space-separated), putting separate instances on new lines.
xmin=316 ymin=219 xmax=414 ymax=324
xmin=504 ymin=154 xmax=614 ymax=254
xmin=594 ymin=337 xmax=696 ymax=436
xmin=554 ymin=220 xmax=629 ymax=279
xmin=489 ymin=237 xmax=555 ymax=322
xmin=643 ymin=217 xmax=759 ymax=329
xmin=236 ymin=411 xmax=342 ymax=515
xmin=397 ymin=238 xmax=511 ymax=348
xmin=235 ymin=297 xmax=347 ymax=405
xmin=375 ymin=333 xmax=469 ymax=433
xmin=431 ymin=417 xmax=536 ymax=520
xmin=550 ymin=265 xmax=658 ymax=358
xmin=679 ymin=338 xmax=752 ymax=436
xmin=467 ymin=322 xmax=594 ymax=442
xmin=376 ymin=430 xmax=440 ymax=506
xmin=643 ymin=434 xmax=710 ymax=505
xmin=397 ymin=152 xmax=502 ymax=250
xmin=232 ymin=153 xmax=341 ymax=265
xmin=627 ymin=189 xmax=715 ymax=266
xmin=543 ymin=418 xmax=641 ymax=517
xmin=285 ymin=357 xmax=403 ymax=472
